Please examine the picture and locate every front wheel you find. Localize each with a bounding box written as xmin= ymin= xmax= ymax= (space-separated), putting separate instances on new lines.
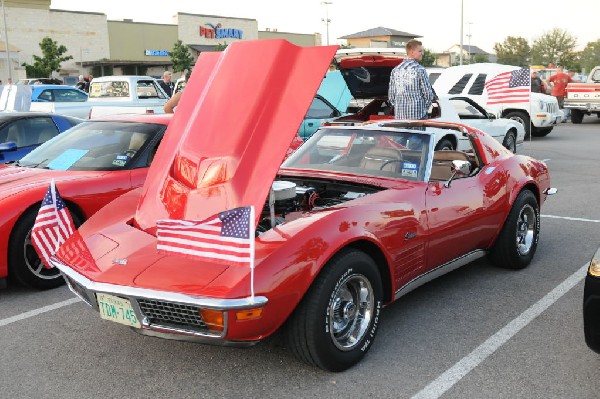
xmin=8 ymin=207 xmax=82 ymax=289
xmin=502 ymin=130 xmax=517 ymax=153
xmin=489 ymin=190 xmax=539 ymax=270
xmin=571 ymin=109 xmax=584 ymax=124
xmin=286 ymin=249 xmax=383 ymax=371
xmin=504 ymin=111 xmax=530 ymax=139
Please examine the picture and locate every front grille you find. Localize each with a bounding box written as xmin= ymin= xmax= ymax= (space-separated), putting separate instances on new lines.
xmin=137 ymin=299 xmax=207 ymax=330
xmin=548 ymin=103 xmax=558 ymax=114
xmin=65 ymin=276 xmax=92 ymax=306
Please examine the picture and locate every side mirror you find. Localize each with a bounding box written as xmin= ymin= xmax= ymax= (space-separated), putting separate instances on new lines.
xmin=444 ymin=160 xmax=471 ymax=188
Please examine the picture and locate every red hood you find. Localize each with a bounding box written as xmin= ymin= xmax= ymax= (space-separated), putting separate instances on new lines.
xmin=135 ymin=40 xmax=337 ymax=230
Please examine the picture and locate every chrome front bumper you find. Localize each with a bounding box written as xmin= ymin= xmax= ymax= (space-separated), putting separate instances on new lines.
xmin=51 ymin=257 xmax=268 ymax=346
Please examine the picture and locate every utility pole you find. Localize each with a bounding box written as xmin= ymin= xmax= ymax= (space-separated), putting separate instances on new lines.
xmin=1 ymin=0 xmax=11 ymax=81
xmin=321 ymin=2 xmax=332 ymax=46
xmin=459 ymin=0 xmax=464 ymax=65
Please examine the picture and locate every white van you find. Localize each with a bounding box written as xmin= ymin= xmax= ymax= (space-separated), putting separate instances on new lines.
xmin=433 ymin=63 xmax=562 ymax=138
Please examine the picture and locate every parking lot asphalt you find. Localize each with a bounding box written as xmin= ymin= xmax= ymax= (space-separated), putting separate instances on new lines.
xmin=1 ymin=120 xmax=599 ymax=399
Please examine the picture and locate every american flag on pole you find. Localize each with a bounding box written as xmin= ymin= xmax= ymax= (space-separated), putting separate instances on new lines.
xmin=485 ymin=67 xmax=531 ymax=105
xmin=156 ymin=206 xmax=256 ymax=298
xmin=31 ymin=180 xmax=76 ymax=268
xmin=157 ymin=206 xmax=255 ymax=266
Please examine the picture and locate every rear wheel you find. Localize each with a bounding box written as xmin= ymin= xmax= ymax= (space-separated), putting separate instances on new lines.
xmin=504 ymin=111 xmax=530 ymax=139
xmin=571 ymin=109 xmax=584 ymax=124
xmin=286 ymin=249 xmax=383 ymax=371
xmin=502 ymin=130 xmax=517 ymax=153
xmin=489 ymin=190 xmax=539 ymax=270
xmin=8 ymin=207 xmax=81 ymax=289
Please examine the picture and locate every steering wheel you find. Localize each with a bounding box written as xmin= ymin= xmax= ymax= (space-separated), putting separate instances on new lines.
xmin=123 ymin=149 xmax=137 ymax=158
xmin=379 ymin=159 xmax=404 ymax=170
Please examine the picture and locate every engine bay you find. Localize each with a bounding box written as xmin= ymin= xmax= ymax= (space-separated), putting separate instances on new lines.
xmin=257 ymin=177 xmax=384 ymax=234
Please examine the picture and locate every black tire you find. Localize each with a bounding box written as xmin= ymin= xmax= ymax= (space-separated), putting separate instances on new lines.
xmin=489 ymin=190 xmax=539 ymax=270
xmin=435 ymin=137 xmax=454 ymax=151
xmin=532 ymin=127 xmax=553 ymax=137
xmin=8 ymin=207 xmax=82 ymax=289
xmin=502 ymin=130 xmax=517 ymax=153
xmin=571 ymin=109 xmax=584 ymax=124
xmin=286 ymin=249 xmax=383 ymax=371
xmin=504 ymin=111 xmax=530 ymax=139
xmin=583 ymin=276 xmax=600 ymax=353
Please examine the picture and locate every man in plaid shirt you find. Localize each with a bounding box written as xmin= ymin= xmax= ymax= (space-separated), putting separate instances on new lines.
xmin=388 ymin=39 xmax=435 ymax=120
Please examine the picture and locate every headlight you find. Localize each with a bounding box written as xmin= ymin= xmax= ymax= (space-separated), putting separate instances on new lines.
xmin=589 ymin=257 xmax=600 ymax=277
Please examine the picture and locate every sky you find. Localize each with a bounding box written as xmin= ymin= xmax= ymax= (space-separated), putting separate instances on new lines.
xmin=50 ymin=0 xmax=599 ymax=53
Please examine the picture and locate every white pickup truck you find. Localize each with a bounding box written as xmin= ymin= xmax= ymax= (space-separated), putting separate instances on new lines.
xmin=564 ymin=66 xmax=600 ymax=123
xmin=30 ymin=76 xmax=169 ymax=119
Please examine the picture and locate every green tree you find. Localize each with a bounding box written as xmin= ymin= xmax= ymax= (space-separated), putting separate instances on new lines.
xmin=421 ymin=48 xmax=436 ymax=67
xmin=531 ymin=28 xmax=577 ymax=67
xmin=21 ymin=37 xmax=73 ymax=78
xmin=169 ymin=40 xmax=194 ymax=73
xmin=579 ymin=39 xmax=600 ymax=73
xmin=493 ymin=36 xmax=531 ymax=66
xmin=472 ymin=54 xmax=489 ymax=63
xmin=214 ymin=42 xmax=229 ymax=52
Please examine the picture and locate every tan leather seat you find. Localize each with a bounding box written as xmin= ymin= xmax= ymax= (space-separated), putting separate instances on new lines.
xmin=128 ymin=132 xmax=147 ymax=152
xmin=430 ymin=150 xmax=474 ymax=181
xmin=360 ymin=147 xmax=402 ymax=172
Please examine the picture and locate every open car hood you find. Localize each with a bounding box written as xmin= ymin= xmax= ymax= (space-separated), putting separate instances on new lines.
xmin=333 ymin=48 xmax=404 ymax=99
xmin=135 ymin=40 xmax=338 ymax=230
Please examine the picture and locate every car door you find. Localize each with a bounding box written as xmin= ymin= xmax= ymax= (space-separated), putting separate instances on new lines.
xmin=299 ymin=95 xmax=340 ymax=140
xmin=450 ymin=97 xmax=506 ymax=141
xmin=424 ymin=154 xmax=509 ymax=269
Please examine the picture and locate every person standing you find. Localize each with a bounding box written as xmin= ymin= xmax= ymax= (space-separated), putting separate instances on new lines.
xmin=158 ymin=70 xmax=175 ymax=97
xmin=388 ymin=39 xmax=435 ymax=120
xmin=75 ymin=75 xmax=86 ymax=91
xmin=548 ymin=66 xmax=573 ymax=120
xmin=531 ymin=71 xmax=545 ymax=93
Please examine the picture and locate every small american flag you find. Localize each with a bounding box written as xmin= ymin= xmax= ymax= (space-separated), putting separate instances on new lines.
xmin=485 ymin=67 xmax=531 ymax=105
xmin=31 ymin=180 xmax=76 ymax=268
xmin=156 ymin=206 xmax=255 ymax=267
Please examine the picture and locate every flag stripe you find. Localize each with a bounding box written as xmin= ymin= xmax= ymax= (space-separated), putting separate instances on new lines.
xmin=485 ymin=68 xmax=530 ymax=105
xmin=156 ymin=206 xmax=254 ymax=267
xmin=31 ymin=180 xmax=76 ymax=268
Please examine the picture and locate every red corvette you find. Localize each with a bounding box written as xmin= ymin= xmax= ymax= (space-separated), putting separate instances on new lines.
xmin=53 ymin=40 xmax=556 ymax=371
xmin=0 ymin=113 xmax=171 ymax=289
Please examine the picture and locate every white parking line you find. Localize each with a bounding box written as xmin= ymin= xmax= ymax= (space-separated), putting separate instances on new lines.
xmin=0 ymin=297 xmax=80 ymax=327
xmin=411 ymin=263 xmax=588 ymax=399
xmin=543 ymin=215 xmax=600 ymax=223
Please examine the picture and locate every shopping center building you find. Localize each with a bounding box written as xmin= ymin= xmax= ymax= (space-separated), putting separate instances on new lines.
xmin=0 ymin=0 xmax=321 ymax=83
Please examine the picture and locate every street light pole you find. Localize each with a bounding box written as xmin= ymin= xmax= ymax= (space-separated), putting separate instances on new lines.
xmin=321 ymin=1 xmax=332 ymax=46
xmin=1 ymin=0 xmax=11 ymax=82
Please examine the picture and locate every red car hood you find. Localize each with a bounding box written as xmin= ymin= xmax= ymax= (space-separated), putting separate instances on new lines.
xmin=135 ymin=40 xmax=338 ymax=231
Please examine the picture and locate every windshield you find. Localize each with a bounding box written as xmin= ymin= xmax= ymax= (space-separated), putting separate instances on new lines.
xmin=19 ymin=121 xmax=164 ymax=171
xmin=282 ymin=127 xmax=432 ymax=181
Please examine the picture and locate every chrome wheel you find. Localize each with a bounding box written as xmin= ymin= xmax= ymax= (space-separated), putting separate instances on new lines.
xmin=329 ymin=273 xmax=374 ymax=351
xmin=516 ymin=204 xmax=536 ymax=256
xmin=24 ymin=230 xmax=60 ymax=280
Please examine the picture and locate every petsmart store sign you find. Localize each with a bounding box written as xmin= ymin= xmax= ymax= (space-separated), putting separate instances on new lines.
xmin=199 ymin=23 xmax=243 ymax=39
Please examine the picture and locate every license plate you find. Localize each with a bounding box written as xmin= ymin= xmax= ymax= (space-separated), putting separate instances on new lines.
xmin=97 ymin=293 xmax=141 ymax=328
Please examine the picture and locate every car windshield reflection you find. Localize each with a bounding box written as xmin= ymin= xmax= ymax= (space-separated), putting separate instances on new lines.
xmin=19 ymin=121 xmax=163 ymax=171
xmin=282 ymin=127 xmax=432 ymax=181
